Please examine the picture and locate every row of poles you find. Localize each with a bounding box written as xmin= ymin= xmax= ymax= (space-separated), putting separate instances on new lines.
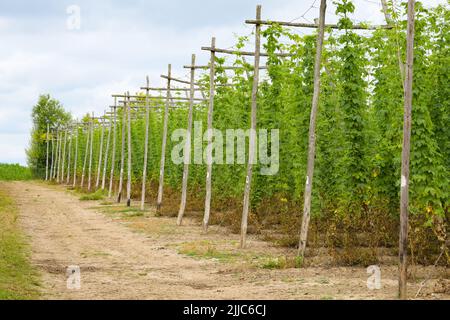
xmin=43 ymin=1 xmax=415 ymax=299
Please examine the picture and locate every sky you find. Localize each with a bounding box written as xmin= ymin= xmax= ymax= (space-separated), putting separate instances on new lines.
xmin=0 ymin=0 xmax=446 ymax=165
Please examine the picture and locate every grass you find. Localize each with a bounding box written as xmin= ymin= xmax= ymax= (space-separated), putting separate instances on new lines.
xmin=0 ymin=189 xmax=40 ymax=299
xmin=177 ymin=240 xmax=241 ymax=263
xmin=79 ymin=189 xmax=106 ymax=201
xmin=261 ymin=255 xmax=303 ymax=269
xmin=176 ymin=240 xmax=303 ymax=269
xmin=0 ymin=163 xmax=32 ymax=181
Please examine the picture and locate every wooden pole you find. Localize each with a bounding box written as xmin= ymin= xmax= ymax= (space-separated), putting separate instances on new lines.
xmin=87 ymin=113 xmax=94 ymax=191
xmin=117 ymin=98 xmax=126 ymax=202
xmin=156 ymin=64 xmax=171 ymax=214
xmin=109 ymin=102 xmax=117 ymax=198
xmin=95 ymin=117 xmax=105 ymax=189
xmin=49 ymin=133 xmax=55 ymax=180
xmin=141 ymin=77 xmax=151 ymax=211
xmin=399 ymin=0 xmax=415 ymax=300
xmin=200 ymin=46 xmax=290 ymax=57
xmin=203 ymin=37 xmax=216 ymax=232
xmin=240 ymin=5 xmax=261 ymax=249
xmin=73 ymin=124 xmax=79 ymax=187
xmin=56 ymin=130 xmax=62 ymax=182
xmin=61 ymin=128 xmax=67 ymax=183
xmin=244 ymin=19 xmax=390 ymax=30
xmin=298 ymin=0 xmax=327 ymax=258
xmin=55 ymin=131 xmax=59 ymax=181
xmin=177 ymin=54 xmax=196 ymax=225
xmin=66 ymin=126 xmax=73 ymax=184
xmin=81 ymin=122 xmax=90 ymax=188
xmin=126 ymin=92 xmax=132 ymax=207
xmin=102 ymin=113 xmax=112 ymax=190
xmin=45 ymin=123 xmax=50 ymax=180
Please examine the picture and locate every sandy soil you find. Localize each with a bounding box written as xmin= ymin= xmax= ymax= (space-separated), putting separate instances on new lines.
xmin=2 ymin=181 xmax=448 ymax=300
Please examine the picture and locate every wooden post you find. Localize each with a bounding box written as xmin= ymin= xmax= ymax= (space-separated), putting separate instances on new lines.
xmin=81 ymin=122 xmax=90 ymax=188
xmin=102 ymin=113 xmax=112 ymax=190
xmin=203 ymin=37 xmax=216 ymax=232
xmin=399 ymin=0 xmax=415 ymax=300
xmin=66 ymin=126 xmax=73 ymax=184
xmin=240 ymin=5 xmax=261 ymax=249
xmin=73 ymin=124 xmax=79 ymax=187
xmin=61 ymin=128 xmax=67 ymax=183
xmin=126 ymin=92 xmax=132 ymax=207
xmin=117 ymin=99 xmax=126 ymax=202
xmin=50 ymin=133 xmax=55 ymax=180
xmin=45 ymin=123 xmax=50 ymax=180
xmin=109 ymin=102 xmax=118 ymax=198
xmin=177 ymin=54 xmax=196 ymax=225
xmin=156 ymin=64 xmax=171 ymax=214
xmin=87 ymin=113 xmax=94 ymax=191
xmin=298 ymin=0 xmax=327 ymax=258
xmin=56 ymin=130 xmax=62 ymax=182
xmin=54 ymin=129 xmax=60 ymax=180
xmin=141 ymin=77 xmax=151 ymax=211
xmin=95 ymin=116 xmax=105 ymax=189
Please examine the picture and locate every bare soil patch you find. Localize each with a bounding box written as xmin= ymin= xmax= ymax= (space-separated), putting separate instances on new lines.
xmin=3 ymin=181 xmax=448 ymax=300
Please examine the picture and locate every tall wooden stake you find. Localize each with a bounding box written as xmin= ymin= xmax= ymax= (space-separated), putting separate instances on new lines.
xmin=87 ymin=113 xmax=94 ymax=191
xmin=177 ymin=54 xmax=196 ymax=225
xmin=240 ymin=5 xmax=261 ymax=249
xmin=141 ymin=77 xmax=151 ymax=211
xmin=45 ymin=123 xmax=50 ymax=180
xmin=66 ymin=126 xmax=73 ymax=184
xmin=61 ymin=128 xmax=67 ymax=183
xmin=81 ymin=123 xmax=90 ymax=188
xmin=109 ymin=102 xmax=118 ymax=198
xmin=73 ymin=124 xmax=79 ymax=187
xmin=298 ymin=0 xmax=327 ymax=258
xmin=399 ymin=0 xmax=415 ymax=300
xmin=117 ymin=98 xmax=126 ymax=202
xmin=203 ymin=37 xmax=216 ymax=232
xmin=56 ymin=130 xmax=62 ymax=182
xmin=50 ymin=134 xmax=55 ymax=180
xmin=102 ymin=113 xmax=112 ymax=190
xmin=54 ymin=130 xmax=60 ymax=180
xmin=156 ymin=64 xmax=171 ymax=214
xmin=126 ymin=92 xmax=132 ymax=207
xmin=95 ymin=116 xmax=105 ymax=189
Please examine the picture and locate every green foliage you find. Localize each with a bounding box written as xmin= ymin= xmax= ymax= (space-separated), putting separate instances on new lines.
xmin=30 ymin=1 xmax=449 ymax=259
xmin=26 ymin=94 xmax=71 ymax=178
xmin=79 ymin=189 xmax=106 ymax=201
xmin=0 ymin=164 xmax=32 ymax=181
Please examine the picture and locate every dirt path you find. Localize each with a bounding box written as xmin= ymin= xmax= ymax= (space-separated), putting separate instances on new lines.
xmin=2 ymin=181 xmax=448 ymax=300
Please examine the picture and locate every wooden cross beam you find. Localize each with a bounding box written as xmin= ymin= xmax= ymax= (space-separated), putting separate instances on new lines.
xmin=117 ymin=96 xmax=207 ymax=103
xmin=160 ymin=75 xmax=232 ymax=87
xmin=112 ymin=94 xmax=205 ymax=101
xmin=201 ymin=46 xmax=291 ymax=57
xmin=245 ymin=19 xmax=392 ymax=30
xmin=183 ymin=65 xmax=268 ymax=70
xmin=139 ymin=86 xmax=203 ymax=92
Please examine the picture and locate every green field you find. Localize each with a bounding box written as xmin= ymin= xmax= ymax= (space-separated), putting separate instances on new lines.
xmin=0 ymin=189 xmax=40 ymax=299
xmin=0 ymin=164 xmax=32 ymax=181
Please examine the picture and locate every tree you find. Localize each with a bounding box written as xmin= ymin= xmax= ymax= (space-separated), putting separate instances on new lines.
xmin=26 ymin=94 xmax=71 ymax=177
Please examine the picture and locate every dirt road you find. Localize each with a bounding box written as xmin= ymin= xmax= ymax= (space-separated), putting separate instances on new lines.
xmin=2 ymin=181 xmax=448 ymax=300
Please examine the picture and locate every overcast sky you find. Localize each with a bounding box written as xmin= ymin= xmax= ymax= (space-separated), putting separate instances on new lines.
xmin=0 ymin=0 xmax=445 ymax=165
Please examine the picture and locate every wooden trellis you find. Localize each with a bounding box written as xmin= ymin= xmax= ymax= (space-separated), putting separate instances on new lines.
xmin=44 ymin=0 xmax=416 ymax=299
